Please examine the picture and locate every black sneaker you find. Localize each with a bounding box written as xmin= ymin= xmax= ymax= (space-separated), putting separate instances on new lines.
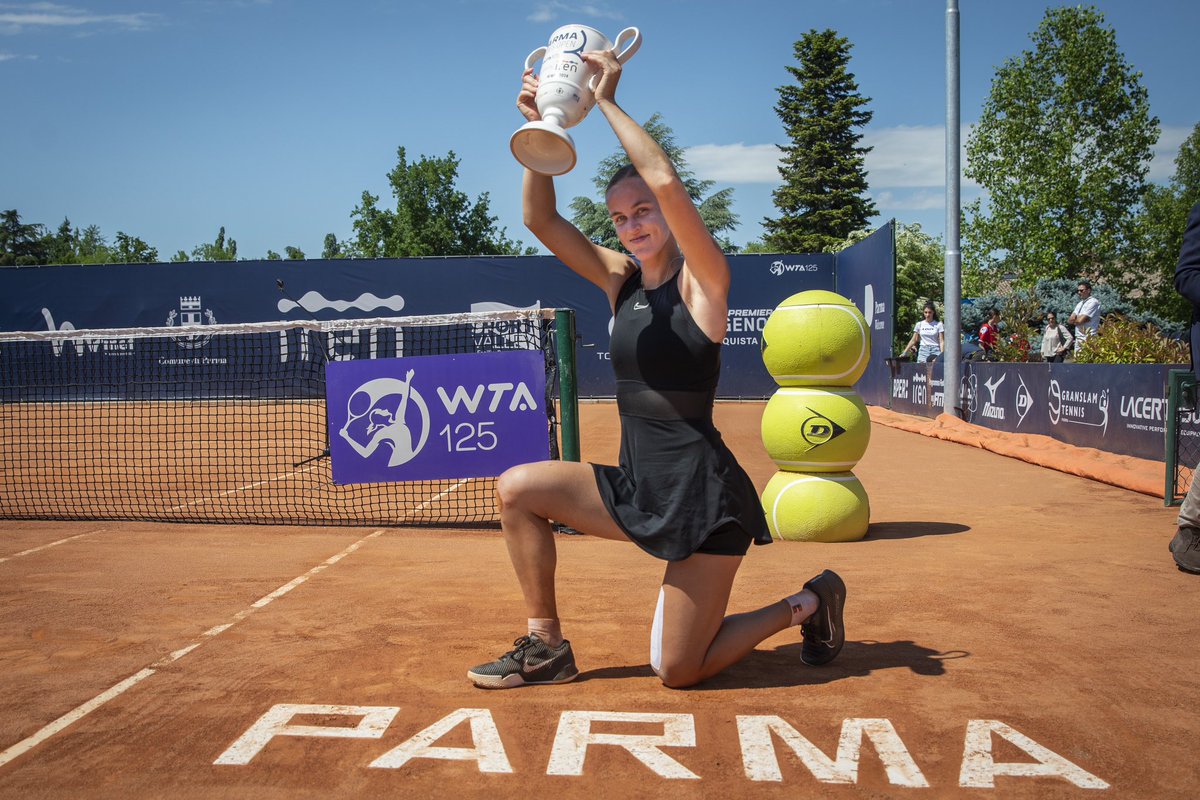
xmin=800 ymin=570 xmax=847 ymax=666
xmin=1170 ymin=528 xmax=1200 ymax=574
xmin=467 ymin=634 xmax=579 ymax=689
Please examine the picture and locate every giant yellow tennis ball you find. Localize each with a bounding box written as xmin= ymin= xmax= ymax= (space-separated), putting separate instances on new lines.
xmin=761 ymin=471 xmax=869 ymax=542
xmin=761 ymin=290 xmax=870 ymax=386
xmin=761 ymin=387 xmax=870 ymax=472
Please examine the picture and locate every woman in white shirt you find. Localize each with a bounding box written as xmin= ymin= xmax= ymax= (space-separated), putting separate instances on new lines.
xmin=900 ymin=303 xmax=945 ymax=363
xmin=1040 ymin=310 xmax=1073 ymax=362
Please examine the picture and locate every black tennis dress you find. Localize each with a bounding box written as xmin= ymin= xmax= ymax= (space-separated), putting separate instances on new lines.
xmin=592 ymin=268 xmax=772 ymax=561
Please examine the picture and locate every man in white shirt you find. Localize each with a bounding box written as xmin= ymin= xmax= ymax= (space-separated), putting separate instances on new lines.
xmin=1067 ymin=281 xmax=1101 ymax=352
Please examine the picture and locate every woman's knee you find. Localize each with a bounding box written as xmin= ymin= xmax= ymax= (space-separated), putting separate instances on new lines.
xmin=495 ymin=464 xmax=539 ymax=513
xmin=653 ymin=659 xmax=701 ymax=689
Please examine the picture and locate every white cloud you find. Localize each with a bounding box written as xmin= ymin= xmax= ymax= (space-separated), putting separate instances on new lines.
xmin=0 ymin=50 xmax=35 ymax=59
xmin=871 ymin=190 xmax=947 ymax=211
xmin=862 ymin=125 xmax=965 ymax=188
xmin=685 ymin=127 xmax=975 ymax=189
xmin=688 ymin=121 xmax=1196 ymax=192
xmin=685 ymin=142 xmax=780 ymax=183
xmin=0 ymin=3 xmax=158 ymax=33
xmin=527 ymin=1 xmax=622 ymax=24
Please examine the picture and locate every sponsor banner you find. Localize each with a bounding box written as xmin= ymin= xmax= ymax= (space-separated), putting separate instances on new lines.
xmin=0 ymin=247 xmax=851 ymax=398
xmin=326 ymin=351 xmax=549 ymax=484
xmin=834 ymin=222 xmax=895 ymax=407
xmin=887 ymin=360 xmax=948 ymax=416
xmin=884 ymin=360 xmax=1200 ymax=462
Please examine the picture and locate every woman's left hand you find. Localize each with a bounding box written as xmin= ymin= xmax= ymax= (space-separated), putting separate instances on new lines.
xmin=581 ymin=49 xmax=621 ymax=104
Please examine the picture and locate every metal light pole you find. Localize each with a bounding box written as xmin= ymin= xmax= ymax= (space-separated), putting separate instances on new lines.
xmin=944 ymin=0 xmax=963 ymax=416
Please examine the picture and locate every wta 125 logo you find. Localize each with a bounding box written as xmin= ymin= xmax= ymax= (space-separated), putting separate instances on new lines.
xmin=327 ymin=351 xmax=550 ymax=484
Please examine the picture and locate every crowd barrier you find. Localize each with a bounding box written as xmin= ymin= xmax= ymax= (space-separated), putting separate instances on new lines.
xmin=886 ymin=359 xmax=1200 ymax=463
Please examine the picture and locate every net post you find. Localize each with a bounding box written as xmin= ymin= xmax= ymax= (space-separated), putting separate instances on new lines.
xmin=554 ymin=309 xmax=581 ymax=462
xmin=1167 ymin=370 xmax=1183 ymax=506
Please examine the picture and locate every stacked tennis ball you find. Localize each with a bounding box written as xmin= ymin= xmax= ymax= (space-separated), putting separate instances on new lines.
xmin=759 ymin=290 xmax=871 ymax=542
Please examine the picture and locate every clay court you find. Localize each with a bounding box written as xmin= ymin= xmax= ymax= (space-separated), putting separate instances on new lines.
xmin=1 ymin=402 xmax=1197 ymax=799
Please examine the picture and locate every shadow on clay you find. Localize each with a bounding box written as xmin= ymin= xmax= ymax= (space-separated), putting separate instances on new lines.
xmin=862 ymin=521 xmax=971 ymax=540
xmin=577 ymin=640 xmax=969 ymax=689
xmin=704 ymin=639 xmax=970 ymax=690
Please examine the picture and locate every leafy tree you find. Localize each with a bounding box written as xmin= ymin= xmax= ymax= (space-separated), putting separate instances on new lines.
xmin=113 ymin=231 xmax=158 ymax=263
xmin=1130 ymin=123 xmax=1200 ymax=324
xmin=170 ymin=250 xmax=190 ymax=263
xmin=75 ymin=225 xmax=112 ymax=264
xmin=568 ymin=112 xmax=738 ymax=252
xmin=761 ymin=29 xmax=875 ymax=253
xmin=45 ymin=218 xmax=78 ymax=264
xmin=349 ymin=191 xmax=391 ymax=258
xmin=265 ymin=250 xmax=282 ymax=260
xmin=738 ymin=239 xmax=774 ymax=254
xmin=0 ymin=209 xmax=49 ymax=266
xmin=322 ymin=233 xmax=346 ymax=259
xmin=191 ymin=226 xmax=238 ymax=261
xmin=963 ymin=6 xmax=1159 ymax=295
xmin=284 ymin=246 xmax=305 ymax=260
xmin=349 ymin=147 xmax=532 ymax=257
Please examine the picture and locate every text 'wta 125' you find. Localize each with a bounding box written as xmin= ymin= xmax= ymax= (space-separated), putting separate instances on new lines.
xmin=326 ymin=351 xmax=549 ymax=484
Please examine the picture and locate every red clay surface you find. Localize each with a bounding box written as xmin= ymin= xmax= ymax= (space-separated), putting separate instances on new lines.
xmin=0 ymin=401 xmax=1197 ymax=799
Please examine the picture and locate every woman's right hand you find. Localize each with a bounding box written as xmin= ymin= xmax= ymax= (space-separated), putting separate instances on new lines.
xmin=517 ymin=69 xmax=541 ymax=122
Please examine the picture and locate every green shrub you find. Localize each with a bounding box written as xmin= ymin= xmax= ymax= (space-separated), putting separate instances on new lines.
xmin=1074 ymin=313 xmax=1190 ymax=364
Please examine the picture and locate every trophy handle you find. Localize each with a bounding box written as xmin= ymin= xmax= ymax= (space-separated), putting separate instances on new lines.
xmin=612 ymin=27 xmax=641 ymax=64
xmin=524 ymin=46 xmax=547 ymax=71
xmin=587 ymin=27 xmax=641 ymax=92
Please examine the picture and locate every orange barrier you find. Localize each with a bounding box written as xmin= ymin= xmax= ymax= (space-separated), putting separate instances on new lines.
xmin=868 ymin=406 xmax=1165 ymax=499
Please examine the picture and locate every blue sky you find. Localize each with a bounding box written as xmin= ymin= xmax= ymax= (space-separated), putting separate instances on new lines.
xmin=2 ymin=0 xmax=1196 ymax=260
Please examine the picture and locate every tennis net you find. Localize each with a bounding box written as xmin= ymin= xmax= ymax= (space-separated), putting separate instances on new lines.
xmin=0 ymin=309 xmax=575 ymax=526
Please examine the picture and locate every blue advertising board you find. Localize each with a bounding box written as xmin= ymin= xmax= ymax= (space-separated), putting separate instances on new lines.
xmin=327 ymin=351 xmax=550 ymax=484
xmin=884 ymin=359 xmax=1198 ymax=462
xmin=0 ymin=251 xmax=846 ymax=398
xmin=834 ymin=221 xmax=895 ymax=407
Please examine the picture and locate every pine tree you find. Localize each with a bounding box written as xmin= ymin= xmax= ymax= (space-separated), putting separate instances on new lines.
xmin=763 ymin=30 xmax=875 ymax=253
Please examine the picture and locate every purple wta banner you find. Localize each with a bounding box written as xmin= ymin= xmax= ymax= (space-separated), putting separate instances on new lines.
xmin=327 ymin=351 xmax=549 ymax=484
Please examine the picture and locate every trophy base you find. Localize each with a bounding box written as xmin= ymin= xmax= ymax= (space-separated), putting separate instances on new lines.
xmin=510 ymin=122 xmax=577 ymax=176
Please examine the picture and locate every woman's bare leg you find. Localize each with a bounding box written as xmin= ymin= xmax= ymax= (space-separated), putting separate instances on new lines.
xmin=494 ymin=460 xmax=630 ymax=622
xmin=652 ymin=553 xmax=817 ymax=688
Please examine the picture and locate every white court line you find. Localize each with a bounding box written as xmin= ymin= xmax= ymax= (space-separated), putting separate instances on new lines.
xmin=0 ymin=532 xmax=96 ymax=564
xmin=167 ymin=463 xmax=321 ymax=512
xmin=0 ymin=476 xmax=472 ymax=769
xmin=389 ymin=478 xmax=472 ymax=524
xmin=0 ymin=525 xmax=385 ymax=769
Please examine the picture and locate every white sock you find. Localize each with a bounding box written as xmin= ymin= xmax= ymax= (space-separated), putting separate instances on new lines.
xmin=528 ymin=618 xmax=563 ymax=648
xmin=784 ymin=590 xmax=818 ymax=627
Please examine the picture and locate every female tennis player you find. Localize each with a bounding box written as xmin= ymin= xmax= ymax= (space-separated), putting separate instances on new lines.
xmin=468 ymin=50 xmax=846 ymax=689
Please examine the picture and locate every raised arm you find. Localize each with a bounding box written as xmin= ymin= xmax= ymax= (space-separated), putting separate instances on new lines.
xmin=583 ymin=51 xmax=730 ymax=298
xmin=518 ymin=69 xmax=632 ymax=300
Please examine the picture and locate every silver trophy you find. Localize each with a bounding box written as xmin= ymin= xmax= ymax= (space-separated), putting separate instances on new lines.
xmin=511 ymin=24 xmax=642 ymax=176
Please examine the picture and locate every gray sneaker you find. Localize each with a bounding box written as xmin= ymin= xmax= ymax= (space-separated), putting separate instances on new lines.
xmin=1170 ymin=528 xmax=1200 ymax=574
xmin=468 ymin=634 xmax=579 ymax=689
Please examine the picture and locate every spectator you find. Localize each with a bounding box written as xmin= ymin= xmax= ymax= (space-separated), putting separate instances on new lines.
xmin=1040 ymin=311 xmax=1073 ymax=363
xmin=1170 ymin=202 xmax=1200 ymax=574
xmin=1067 ymin=280 xmax=1101 ymax=352
xmin=900 ymin=302 xmax=945 ymax=363
xmin=978 ymin=308 xmax=1001 ymax=361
